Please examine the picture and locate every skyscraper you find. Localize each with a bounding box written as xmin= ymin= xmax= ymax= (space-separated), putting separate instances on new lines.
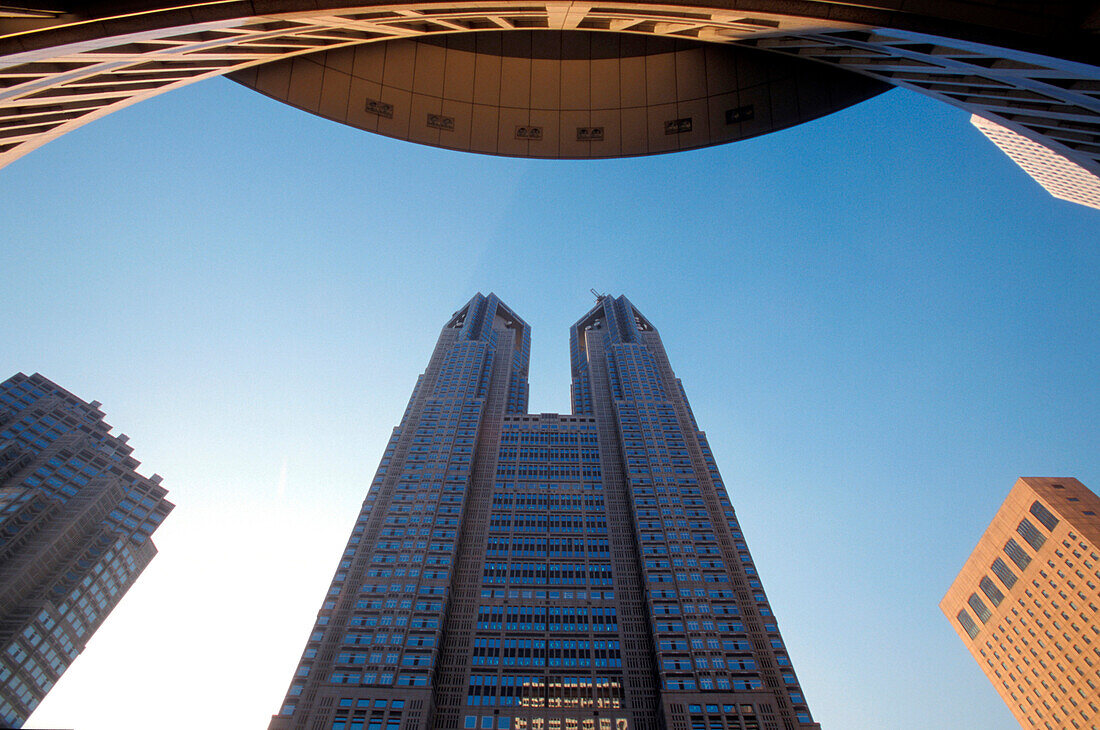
xmin=941 ymin=477 xmax=1100 ymax=730
xmin=270 ymin=294 xmax=816 ymax=730
xmin=0 ymin=373 xmax=173 ymax=728
xmin=970 ymin=115 xmax=1100 ymax=211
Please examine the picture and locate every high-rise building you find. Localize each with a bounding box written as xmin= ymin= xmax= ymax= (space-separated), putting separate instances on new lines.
xmin=971 ymin=115 xmax=1100 ymax=211
xmin=0 ymin=373 xmax=173 ymax=728
xmin=940 ymin=477 xmax=1100 ymax=730
xmin=270 ymin=293 xmax=817 ymax=730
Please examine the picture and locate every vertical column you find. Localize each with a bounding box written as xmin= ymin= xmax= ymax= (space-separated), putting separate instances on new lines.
xmin=583 ymin=333 xmax=662 ymax=730
xmin=274 ymin=321 xmax=493 ymax=730
xmin=640 ymin=327 xmax=811 ymax=730
xmin=271 ymin=294 xmax=530 ymax=730
xmin=574 ymin=296 xmax=818 ymax=730
xmin=432 ymin=325 xmax=516 ymax=729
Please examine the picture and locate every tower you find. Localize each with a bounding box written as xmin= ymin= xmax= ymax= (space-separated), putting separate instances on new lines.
xmin=0 ymin=373 xmax=173 ymax=728
xmin=270 ymin=294 xmax=816 ymax=730
xmin=941 ymin=477 xmax=1100 ymax=730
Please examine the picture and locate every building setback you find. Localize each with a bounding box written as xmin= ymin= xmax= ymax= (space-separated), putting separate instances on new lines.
xmin=0 ymin=373 xmax=173 ymax=728
xmin=270 ymin=293 xmax=817 ymax=730
xmin=941 ymin=477 xmax=1100 ymax=730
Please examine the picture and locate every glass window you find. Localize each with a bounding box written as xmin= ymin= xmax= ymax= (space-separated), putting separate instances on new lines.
xmin=1029 ymin=501 xmax=1059 ymax=531
xmin=991 ymin=558 xmax=1018 ymax=589
xmin=957 ymin=609 xmax=980 ymax=639
xmin=968 ymin=593 xmax=992 ymax=623
xmin=979 ymin=576 xmax=1004 ymax=607
xmin=1004 ymin=539 xmax=1032 ymax=571
xmin=1017 ymin=518 xmax=1046 ymax=551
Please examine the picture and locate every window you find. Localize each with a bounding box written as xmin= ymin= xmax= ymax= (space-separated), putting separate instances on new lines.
xmin=1017 ymin=518 xmax=1047 ymax=551
xmin=968 ymin=593 xmax=993 ymax=623
xmin=992 ymin=558 xmax=1018 ymax=589
xmin=980 ymin=576 xmax=1005 ymax=607
xmin=958 ymin=609 xmax=981 ymax=639
xmin=1029 ymin=501 xmax=1059 ymax=531
xmin=1004 ymin=539 xmax=1032 ymax=571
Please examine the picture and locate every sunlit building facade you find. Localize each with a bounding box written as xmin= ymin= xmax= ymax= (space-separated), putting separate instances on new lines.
xmin=270 ymin=294 xmax=817 ymax=730
xmin=941 ymin=477 xmax=1100 ymax=730
xmin=2 ymin=0 xmax=1099 ymax=186
xmin=0 ymin=373 xmax=173 ymax=728
xmin=971 ymin=115 xmax=1100 ymax=211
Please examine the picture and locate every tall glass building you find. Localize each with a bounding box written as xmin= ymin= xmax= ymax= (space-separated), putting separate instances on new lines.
xmin=270 ymin=294 xmax=816 ymax=730
xmin=0 ymin=373 xmax=173 ymax=727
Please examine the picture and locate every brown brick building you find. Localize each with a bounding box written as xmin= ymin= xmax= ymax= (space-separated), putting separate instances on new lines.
xmin=941 ymin=477 xmax=1100 ymax=730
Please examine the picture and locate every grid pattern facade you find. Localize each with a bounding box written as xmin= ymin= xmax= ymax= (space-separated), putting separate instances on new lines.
xmin=0 ymin=0 xmax=1098 ymax=173
xmin=0 ymin=372 xmax=173 ymax=728
xmin=269 ymin=294 xmax=817 ymax=730
xmin=970 ymin=114 xmax=1100 ymax=211
xmin=941 ymin=477 xmax=1100 ymax=730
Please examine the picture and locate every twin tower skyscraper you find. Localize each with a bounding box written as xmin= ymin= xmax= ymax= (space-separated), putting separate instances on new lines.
xmin=269 ymin=294 xmax=817 ymax=730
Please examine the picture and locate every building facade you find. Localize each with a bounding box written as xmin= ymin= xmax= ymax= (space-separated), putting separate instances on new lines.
xmin=270 ymin=293 xmax=816 ymax=730
xmin=971 ymin=115 xmax=1100 ymax=211
xmin=0 ymin=2 xmax=1098 ymax=179
xmin=941 ymin=477 xmax=1100 ymax=730
xmin=0 ymin=372 xmax=173 ymax=728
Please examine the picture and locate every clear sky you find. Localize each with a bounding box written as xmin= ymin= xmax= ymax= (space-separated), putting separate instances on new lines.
xmin=1 ymin=72 xmax=1097 ymax=730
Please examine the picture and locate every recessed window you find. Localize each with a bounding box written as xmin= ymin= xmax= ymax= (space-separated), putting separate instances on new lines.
xmin=426 ymin=113 xmax=454 ymax=131
xmin=980 ymin=576 xmax=1005 ymax=606
xmin=1029 ymin=501 xmax=1060 ymax=531
xmin=1004 ymin=539 xmax=1032 ymax=571
xmin=1017 ymin=518 xmax=1046 ymax=551
xmin=958 ymin=609 xmax=981 ymax=639
xmin=364 ymin=98 xmax=394 ymax=119
xmin=991 ymin=557 xmax=1018 ymax=589
xmin=664 ymin=117 xmax=693 ymax=135
xmin=969 ymin=593 xmax=993 ymax=623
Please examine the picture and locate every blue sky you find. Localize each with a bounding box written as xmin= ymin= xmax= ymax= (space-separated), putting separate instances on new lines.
xmin=1 ymin=73 xmax=1097 ymax=730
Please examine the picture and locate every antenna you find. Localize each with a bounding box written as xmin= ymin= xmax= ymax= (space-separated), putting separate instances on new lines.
xmin=590 ymin=288 xmax=606 ymax=302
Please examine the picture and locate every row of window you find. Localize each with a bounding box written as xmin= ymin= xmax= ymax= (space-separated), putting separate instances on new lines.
xmin=482 ymin=563 xmax=614 ymax=586
xmin=957 ymin=502 xmax=1062 ymax=639
xmin=666 ymin=677 xmax=762 ymax=691
xmin=479 ymin=589 xmax=615 ymax=601
xmin=329 ymin=672 xmax=429 ymax=687
xmin=341 ymin=633 xmax=433 ymax=647
xmin=486 ymin=538 xmax=610 ymax=558
xmin=476 ymin=605 xmax=617 ymax=631
xmin=488 ymin=518 xmax=607 ymax=534
xmin=466 ymin=675 xmax=623 ymax=708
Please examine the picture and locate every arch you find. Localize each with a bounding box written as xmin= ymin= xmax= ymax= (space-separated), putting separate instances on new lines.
xmin=1 ymin=0 xmax=1098 ymax=170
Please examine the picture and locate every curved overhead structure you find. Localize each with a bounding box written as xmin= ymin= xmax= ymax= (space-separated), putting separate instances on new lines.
xmin=234 ymin=31 xmax=887 ymax=158
xmin=0 ymin=0 xmax=1098 ymax=170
